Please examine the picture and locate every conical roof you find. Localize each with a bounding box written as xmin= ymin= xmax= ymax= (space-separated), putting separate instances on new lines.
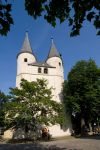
xmin=21 ymin=32 xmax=32 ymax=54
xmin=47 ymin=38 xmax=61 ymax=58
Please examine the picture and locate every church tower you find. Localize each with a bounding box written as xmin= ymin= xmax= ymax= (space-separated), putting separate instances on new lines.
xmin=16 ymin=32 xmax=36 ymax=87
xmin=16 ymin=33 xmax=71 ymax=137
xmin=46 ymin=38 xmax=64 ymax=102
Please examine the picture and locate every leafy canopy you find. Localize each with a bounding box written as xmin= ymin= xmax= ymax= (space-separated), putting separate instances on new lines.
xmin=0 ymin=0 xmax=100 ymax=36
xmin=0 ymin=0 xmax=13 ymax=36
xmin=5 ymin=79 xmax=64 ymax=131
xmin=63 ymin=59 xmax=100 ymax=124
xmin=0 ymin=91 xmax=8 ymax=127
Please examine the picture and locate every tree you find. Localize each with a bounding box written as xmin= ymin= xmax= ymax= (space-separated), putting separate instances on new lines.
xmin=4 ymin=79 xmax=64 ymax=139
xmin=0 ymin=0 xmax=13 ymax=36
xmin=0 ymin=0 xmax=100 ymax=36
xmin=63 ymin=59 xmax=100 ymax=135
xmin=0 ymin=90 xmax=8 ymax=132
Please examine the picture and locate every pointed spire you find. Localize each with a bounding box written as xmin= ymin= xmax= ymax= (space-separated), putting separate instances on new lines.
xmin=21 ymin=32 xmax=32 ymax=53
xmin=47 ymin=38 xmax=61 ymax=58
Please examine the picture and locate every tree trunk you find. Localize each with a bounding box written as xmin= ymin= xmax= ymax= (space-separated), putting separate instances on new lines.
xmin=89 ymin=122 xmax=92 ymax=133
xmin=81 ymin=117 xmax=86 ymax=136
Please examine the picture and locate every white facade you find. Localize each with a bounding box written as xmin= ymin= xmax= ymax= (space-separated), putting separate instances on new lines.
xmin=16 ymin=33 xmax=71 ymax=137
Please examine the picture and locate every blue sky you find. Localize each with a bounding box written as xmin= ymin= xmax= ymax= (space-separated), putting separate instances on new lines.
xmin=0 ymin=0 xmax=100 ymax=94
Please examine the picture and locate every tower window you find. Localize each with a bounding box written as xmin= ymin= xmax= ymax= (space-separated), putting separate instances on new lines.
xmin=38 ymin=67 xmax=42 ymax=73
xmin=24 ymin=58 xmax=27 ymax=62
xmin=44 ymin=68 xmax=48 ymax=74
xmin=59 ymin=62 xmax=61 ymax=66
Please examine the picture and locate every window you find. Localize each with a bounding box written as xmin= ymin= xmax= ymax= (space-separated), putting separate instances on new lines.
xmin=24 ymin=58 xmax=27 ymax=62
xmin=38 ymin=68 xmax=41 ymax=73
xmin=44 ymin=68 xmax=48 ymax=74
xmin=59 ymin=62 xmax=61 ymax=66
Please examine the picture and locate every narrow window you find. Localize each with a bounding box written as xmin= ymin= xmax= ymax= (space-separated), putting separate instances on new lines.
xmin=38 ymin=68 xmax=41 ymax=73
xmin=44 ymin=68 xmax=48 ymax=74
xmin=59 ymin=62 xmax=61 ymax=66
xmin=24 ymin=58 xmax=27 ymax=62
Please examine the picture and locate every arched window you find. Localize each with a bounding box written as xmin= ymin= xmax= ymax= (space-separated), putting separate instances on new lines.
xmin=24 ymin=58 xmax=27 ymax=62
xmin=44 ymin=68 xmax=48 ymax=74
xmin=38 ymin=68 xmax=41 ymax=73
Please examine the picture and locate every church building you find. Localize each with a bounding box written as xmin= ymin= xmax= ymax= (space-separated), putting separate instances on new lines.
xmin=16 ymin=32 xmax=71 ymax=137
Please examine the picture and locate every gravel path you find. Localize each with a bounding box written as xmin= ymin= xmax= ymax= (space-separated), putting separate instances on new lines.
xmin=0 ymin=136 xmax=100 ymax=150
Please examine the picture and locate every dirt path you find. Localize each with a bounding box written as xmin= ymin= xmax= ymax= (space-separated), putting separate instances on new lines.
xmin=0 ymin=136 xmax=100 ymax=150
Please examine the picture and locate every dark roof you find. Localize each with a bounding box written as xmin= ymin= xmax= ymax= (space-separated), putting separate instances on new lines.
xmin=47 ymin=38 xmax=61 ymax=59
xmin=21 ymin=32 xmax=32 ymax=53
xmin=28 ymin=62 xmax=55 ymax=68
xmin=17 ymin=32 xmax=37 ymax=59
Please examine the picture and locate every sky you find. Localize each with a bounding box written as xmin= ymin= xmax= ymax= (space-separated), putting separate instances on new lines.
xmin=0 ymin=0 xmax=100 ymax=94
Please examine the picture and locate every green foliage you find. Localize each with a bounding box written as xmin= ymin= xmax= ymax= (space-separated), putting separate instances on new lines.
xmin=0 ymin=0 xmax=13 ymax=36
xmin=25 ymin=0 xmax=100 ymax=36
xmin=0 ymin=0 xmax=100 ymax=36
xmin=5 ymin=79 xmax=64 ymax=132
xmin=63 ymin=59 xmax=100 ymax=133
xmin=0 ymin=91 xmax=8 ymax=127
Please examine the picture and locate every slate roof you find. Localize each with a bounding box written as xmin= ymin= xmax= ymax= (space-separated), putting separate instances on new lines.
xmin=47 ymin=38 xmax=61 ymax=59
xmin=17 ymin=33 xmax=61 ymax=62
xmin=28 ymin=62 xmax=55 ymax=68
xmin=17 ymin=32 xmax=37 ymax=59
xmin=21 ymin=32 xmax=32 ymax=53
